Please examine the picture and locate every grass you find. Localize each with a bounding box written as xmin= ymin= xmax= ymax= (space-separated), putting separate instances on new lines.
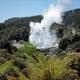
xmin=0 ymin=59 xmax=14 ymax=75
xmin=0 ymin=42 xmax=80 ymax=80
xmin=23 ymin=53 xmax=77 ymax=80
xmin=16 ymin=42 xmax=37 ymax=57
xmin=24 ymin=52 xmax=80 ymax=80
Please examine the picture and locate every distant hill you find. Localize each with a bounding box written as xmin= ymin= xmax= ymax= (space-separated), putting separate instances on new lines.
xmin=63 ymin=8 xmax=80 ymax=29
xmin=0 ymin=15 xmax=43 ymax=41
xmin=0 ymin=8 xmax=80 ymax=42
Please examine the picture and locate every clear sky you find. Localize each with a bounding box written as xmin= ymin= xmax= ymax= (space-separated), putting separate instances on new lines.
xmin=0 ymin=0 xmax=80 ymax=22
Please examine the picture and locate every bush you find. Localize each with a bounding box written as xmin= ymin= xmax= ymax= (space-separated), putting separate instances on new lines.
xmin=56 ymin=27 xmax=64 ymax=38
xmin=22 ymin=68 xmax=30 ymax=78
xmin=73 ymin=41 xmax=80 ymax=52
xmin=0 ymin=74 xmax=7 ymax=80
xmin=69 ymin=57 xmax=80 ymax=77
xmin=0 ymin=39 xmax=17 ymax=54
xmin=9 ymin=27 xmax=29 ymax=41
xmin=13 ymin=58 xmax=26 ymax=70
xmin=16 ymin=42 xmax=37 ymax=57
xmin=59 ymin=69 xmax=79 ymax=80
xmin=5 ymin=69 xmax=18 ymax=77
xmin=72 ymin=33 xmax=80 ymax=43
xmin=59 ymin=36 xmax=72 ymax=50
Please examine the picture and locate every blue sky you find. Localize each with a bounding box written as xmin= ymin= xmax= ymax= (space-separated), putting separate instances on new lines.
xmin=0 ymin=0 xmax=80 ymax=22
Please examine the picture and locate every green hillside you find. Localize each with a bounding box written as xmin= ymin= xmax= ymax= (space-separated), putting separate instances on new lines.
xmin=0 ymin=8 xmax=80 ymax=80
xmin=0 ymin=43 xmax=80 ymax=80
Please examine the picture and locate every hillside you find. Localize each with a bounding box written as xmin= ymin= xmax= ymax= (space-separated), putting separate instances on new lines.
xmin=63 ymin=8 xmax=80 ymax=29
xmin=0 ymin=9 xmax=80 ymax=42
xmin=0 ymin=8 xmax=80 ymax=80
xmin=0 ymin=43 xmax=80 ymax=80
xmin=0 ymin=15 xmax=43 ymax=41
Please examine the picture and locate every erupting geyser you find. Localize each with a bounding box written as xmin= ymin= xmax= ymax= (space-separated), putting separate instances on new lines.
xmin=29 ymin=0 xmax=70 ymax=49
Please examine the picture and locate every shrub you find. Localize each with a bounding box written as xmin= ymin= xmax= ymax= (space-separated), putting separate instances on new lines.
xmin=59 ymin=36 xmax=72 ymax=50
xmin=25 ymin=53 xmax=74 ymax=80
xmin=0 ymin=74 xmax=7 ymax=80
xmin=16 ymin=42 xmax=37 ymax=57
xmin=72 ymin=33 xmax=80 ymax=43
xmin=59 ymin=69 xmax=79 ymax=80
xmin=13 ymin=58 xmax=26 ymax=70
xmin=69 ymin=57 xmax=80 ymax=77
xmin=0 ymin=39 xmax=17 ymax=54
xmin=56 ymin=27 xmax=64 ymax=38
xmin=9 ymin=27 xmax=29 ymax=41
xmin=73 ymin=41 xmax=80 ymax=52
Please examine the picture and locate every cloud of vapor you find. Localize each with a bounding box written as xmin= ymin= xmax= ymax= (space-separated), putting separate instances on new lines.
xmin=29 ymin=0 xmax=70 ymax=49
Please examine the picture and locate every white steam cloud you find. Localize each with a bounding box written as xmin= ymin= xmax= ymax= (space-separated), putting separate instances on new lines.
xmin=29 ymin=0 xmax=70 ymax=49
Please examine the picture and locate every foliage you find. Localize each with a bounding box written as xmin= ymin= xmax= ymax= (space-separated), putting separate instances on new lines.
xmin=16 ymin=42 xmax=37 ymax=57
xmin=0 ymin=8 xmax=80 ymax=80
xmin=50 ymin=23 xmax=69 ymax=38
xmin=0 ymin=46 xmax=80 ymax=80
xmin=0 ymin=60 xmax=14 ymax=75
xmin=0 ymin=39 xmax=17 ymax=54
xmin=72 ymin=33 xmax=80 ymax=43
xmin=59 ymin=69 xmax=79 ymax=80
xmin=59 ymin=31 xmax=80 ymax=51
xmin=59 ymin=35 xmax=72 ymax=50
xmin=73 ymin=41 xmax=80 ymax=52
xmin=0 ymin=15 xmax=42 ymax=41
xmin=22 ymin=52 xmax=80 ymax=80
xmin=9 ymin=27 xmax=30 ymax=41
xmin=63 ymin=8 xmax=80 ymax=29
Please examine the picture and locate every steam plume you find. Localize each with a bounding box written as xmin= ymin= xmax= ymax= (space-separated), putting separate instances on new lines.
xmin=29 ymin=0 xmax=70 ymax=49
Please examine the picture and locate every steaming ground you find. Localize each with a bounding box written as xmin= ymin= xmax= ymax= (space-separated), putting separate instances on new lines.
xmin=29 ymin=0 xmax=70 ymax=49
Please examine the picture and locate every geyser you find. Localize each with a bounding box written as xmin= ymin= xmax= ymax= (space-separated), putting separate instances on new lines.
xmin=29 ymin=0 xmax=70 ymax=49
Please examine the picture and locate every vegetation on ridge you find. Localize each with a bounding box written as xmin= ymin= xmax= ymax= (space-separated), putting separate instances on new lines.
xmin=0 ymin=8 xmax=80 ymax=80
